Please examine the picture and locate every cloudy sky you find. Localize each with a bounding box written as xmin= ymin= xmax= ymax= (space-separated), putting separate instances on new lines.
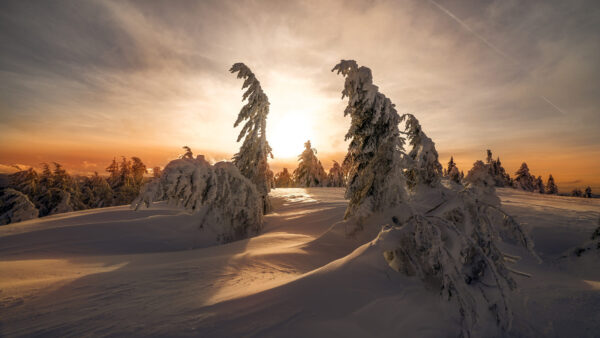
xmin=1 ymin=0 xmax=599 ymax=191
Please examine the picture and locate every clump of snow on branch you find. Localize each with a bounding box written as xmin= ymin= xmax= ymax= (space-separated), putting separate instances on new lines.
xmin=332 ymin=60 xmax=406 ymax=219
xmin=133 ymin=155 xmax=263 ymax=243
xmin=0 ymin=188 xmax=38 ymax=225
xmin=293 ymin=140 xmax=327 ymax=187
xmin=230 ymin=63 xmax=273 ymax=213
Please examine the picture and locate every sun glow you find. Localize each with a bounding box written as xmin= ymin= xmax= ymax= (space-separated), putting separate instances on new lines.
xmin=268 ymin=112 xmax=315 ymax=159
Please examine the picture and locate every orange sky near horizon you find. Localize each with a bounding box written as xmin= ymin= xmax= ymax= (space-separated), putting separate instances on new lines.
xmin=1 ymin=0 xmax=599 ymax=193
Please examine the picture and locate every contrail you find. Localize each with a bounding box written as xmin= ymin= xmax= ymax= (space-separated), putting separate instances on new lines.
xmin=428 ymin=0 xmax=567 ymax=115
xmin=428 ymin=0 xmax=518 ymax=66
xmin=541 ymin=95 xmax=567 ymax=115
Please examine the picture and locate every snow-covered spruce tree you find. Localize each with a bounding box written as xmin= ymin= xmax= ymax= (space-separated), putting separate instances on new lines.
xmin=230 ymin=63 xmax=273 ymax=214
xmin=546 ymin=174 xmax=558 ymax=194
xmin=535 ymin=176 xmax=545 ymax=194
xmin=274 ymin=168 xmax=294 ymax=188
xmin=133 ymin=153 xmax=263 ymax=243
xmin=0 ymin=188 xmax=38 ymax=225
xmin=293 ymin=140 xmax=327 ymax=187
xmin=8 ymin=168 xmax=39 ymax=200
xmin=80 ymin=172 xmax=114 ymax=208
xmin=332 ymin=60 xmax=536 ymax=335
xmin=401 ymin=113 xmax=443 ymax=189
xmin=447 ymin=156 xmax=457 ymax=175
xmin=327 ymin=161 xmax=345 ymax=187
xmin=584 ymin=186 xmax=593 ymax=198
xmin=486 ymin=150 xmax=511 ymax=187
xmin=332 ymin=60 xmax=406 ymax=218
xmin=32 ymin=162 xmax=86 ymax=216
xmin=514 ymin=162 xmax=535 ymax=192
xmin=449 ymin=165 xmax=461 ymax=184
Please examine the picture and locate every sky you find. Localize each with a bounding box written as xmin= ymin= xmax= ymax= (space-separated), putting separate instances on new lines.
xmin=1 ymin=0 xmax=599 ymax=192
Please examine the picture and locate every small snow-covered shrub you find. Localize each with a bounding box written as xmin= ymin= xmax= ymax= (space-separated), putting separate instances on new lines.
xmin=0 ymin=188 xmax=38 ymax=225
xmin=133 ymin=156 xmax=263 ymax=243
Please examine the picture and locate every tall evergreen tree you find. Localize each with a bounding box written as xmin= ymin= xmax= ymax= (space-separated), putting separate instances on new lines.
xmin=293 ymin=140 xmax=327 ymax=187
xmin=447 ymin=156 xmax=457 ymax=175
xmin=546 ymin=174 xmax=558 ymax=194
xmin=402 ymin=113 xmax=443 ymax=188
xmin=535 ymin=176 xmax=545 ymax=194
xmin=332 ymin=60 xmax=406 ymax=218
xmin=106 ymin=158 xmax=119 ymax=186
xmin=230 ymin=63 xmax=273 ymax=213
xmin=131 ymin=157 xmax=147 ymax=187
xmin=326 ymin=161 xmax=345 ymax=187
xmin=515 ymin=162 xmax=535 ymax=191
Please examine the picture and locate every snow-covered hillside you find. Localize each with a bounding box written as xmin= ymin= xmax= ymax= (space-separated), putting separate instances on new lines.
xmin=1 ymin=188 xmax=598 ymax=337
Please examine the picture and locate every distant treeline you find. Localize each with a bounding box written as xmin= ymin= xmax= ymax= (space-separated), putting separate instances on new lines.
xmin=274 ymin=146 xmax=596 ymax=200
xmin=0 ymin=157 xmax=159 ymax=225
xmin=442 ymin=149 xmax=595 ymax=198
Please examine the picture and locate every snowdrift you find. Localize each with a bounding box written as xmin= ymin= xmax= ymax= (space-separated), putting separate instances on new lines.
xmin=1 ymin=188 xmax=599 ymax=337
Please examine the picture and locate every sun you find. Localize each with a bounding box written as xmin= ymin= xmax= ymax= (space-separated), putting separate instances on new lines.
xmin=268 ymin=112 xmax=315 ymax=159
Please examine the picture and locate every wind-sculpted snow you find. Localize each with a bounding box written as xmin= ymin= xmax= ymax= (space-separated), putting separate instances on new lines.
xmin=133 ymin=156 xmax=263 ymax=243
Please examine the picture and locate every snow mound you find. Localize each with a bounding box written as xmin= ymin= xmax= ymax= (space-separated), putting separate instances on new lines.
xmin=134 ymin=156 xmax=263 ymax=243
xmin=0 ymin=188 xmax=38 ymax=225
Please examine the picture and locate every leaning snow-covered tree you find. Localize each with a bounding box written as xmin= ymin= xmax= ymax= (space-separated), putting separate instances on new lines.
xmin=332 ymin=60 xmax=406 ymax=218
xmin=134 ymin=153 xmax=263 ymax=243
xmin=332 ymin=60 xmax=537 ymax=336
xmin=293 ymin=140 xmax=327 ymax=187
xmin=230 ymin=63 xmax=273 ymax=214
xmin=326 ymin=161 xmax=345 ymax=187
xmin=401 ymin=113 xmax=443 ymax=189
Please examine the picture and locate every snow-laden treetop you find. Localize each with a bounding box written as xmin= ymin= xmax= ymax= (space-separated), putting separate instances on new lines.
xmin=230 ymin=63 xmax=272 ymax=149
xmin=230 ymin=63 xmax=273 ymax=212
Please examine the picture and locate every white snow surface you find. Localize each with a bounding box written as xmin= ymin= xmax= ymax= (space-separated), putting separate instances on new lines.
xmin=1 ymin=187 xmax=599 ymax=337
